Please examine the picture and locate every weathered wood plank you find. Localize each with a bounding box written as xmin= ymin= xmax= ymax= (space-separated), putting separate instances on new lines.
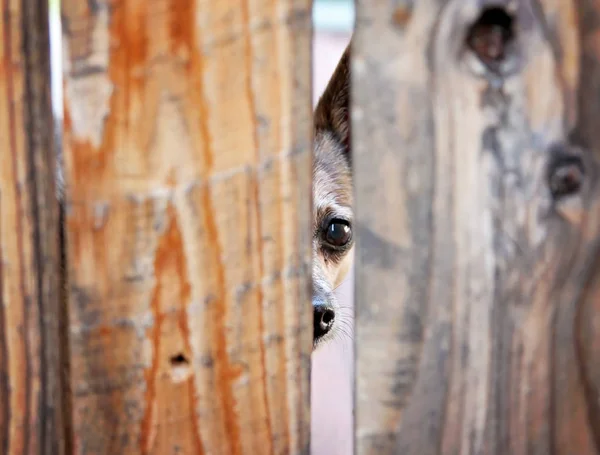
xmin=353 ymin=0 xmax=600 ymax=453
xmin=60 ymin=0 xmax=313 ymax=453
xmin=0 ymin=0 xmax=66 ymax=453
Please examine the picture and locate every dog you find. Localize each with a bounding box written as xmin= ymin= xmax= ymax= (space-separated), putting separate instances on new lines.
xmin=311 ymin=44 xmax=354 ymax=349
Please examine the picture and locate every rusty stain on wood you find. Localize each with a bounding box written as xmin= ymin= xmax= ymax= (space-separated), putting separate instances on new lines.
xmin=354 ymin=0 xmax=600 ymax=454
xmin=61 ymin=0 xmax=312 ymax=453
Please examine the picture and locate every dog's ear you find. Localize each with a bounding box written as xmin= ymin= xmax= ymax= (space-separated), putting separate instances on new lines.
xmin=314 ymin=43 xmax=351 ymax=156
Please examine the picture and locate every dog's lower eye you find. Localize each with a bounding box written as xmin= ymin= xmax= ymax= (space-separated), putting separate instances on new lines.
xmin=325 ymin=219 xmax=352 ymax=247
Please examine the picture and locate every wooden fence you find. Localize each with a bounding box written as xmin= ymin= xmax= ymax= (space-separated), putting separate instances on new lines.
xmin=1 ymin=0 xmax=600 ymax=454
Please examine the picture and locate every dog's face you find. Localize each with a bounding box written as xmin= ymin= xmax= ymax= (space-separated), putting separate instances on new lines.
xmin=312 ymin=46 xmax=353 ymax=349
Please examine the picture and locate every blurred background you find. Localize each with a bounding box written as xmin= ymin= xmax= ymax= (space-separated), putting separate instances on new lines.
xmin=49 ymin=1 xmax=355 ymax=453
xmin=312 ymin=0 xmax=354 ymax=102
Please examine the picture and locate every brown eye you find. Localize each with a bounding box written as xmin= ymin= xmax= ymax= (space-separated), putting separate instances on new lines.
xmin=324 ymin=219 xmax=352 ymax=248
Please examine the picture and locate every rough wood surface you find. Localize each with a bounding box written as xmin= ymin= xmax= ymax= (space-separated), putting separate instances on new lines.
xmin=60 ymin=0 xmax=313 ymax=453
xmin=353 ymin=0 xmax=600 ymax=454
xmin=0 ymin=0 xmax=66 ymax=453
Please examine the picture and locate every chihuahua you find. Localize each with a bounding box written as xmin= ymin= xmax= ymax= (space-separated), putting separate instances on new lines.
xmin=311 ymin=44 xmax=353 ymax=349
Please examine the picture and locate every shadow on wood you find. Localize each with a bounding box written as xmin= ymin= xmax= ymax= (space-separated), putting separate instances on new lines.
xmin=0 ymin=0 xmax=66 ymax=454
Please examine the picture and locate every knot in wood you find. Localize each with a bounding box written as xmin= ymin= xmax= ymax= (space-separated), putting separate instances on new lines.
xmin=548 ymin=156 xmax=584 ymax=199
xmin=467 ymin=8 xmax=514 ymax=67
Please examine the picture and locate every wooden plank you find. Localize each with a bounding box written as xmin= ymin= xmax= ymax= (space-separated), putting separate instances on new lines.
xmin=353 ymin=0 xmax=600 ymax=453
xmin=0 ymin=0 xmax=66 ymax=453
xmin=60 ymin=0 xmax=312 ymax=453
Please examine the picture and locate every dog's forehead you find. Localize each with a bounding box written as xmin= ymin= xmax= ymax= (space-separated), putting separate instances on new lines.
xmin=313 ymin=131 xmax=353 ymax=218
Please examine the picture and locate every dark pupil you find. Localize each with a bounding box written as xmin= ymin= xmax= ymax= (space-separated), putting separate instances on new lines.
xmin=327 ymin=222 xmax=350 ymax=246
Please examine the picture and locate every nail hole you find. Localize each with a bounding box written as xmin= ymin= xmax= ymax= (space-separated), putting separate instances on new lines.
xmin=169 ymin=353 xmax=192 ymax=383
xmin=466 ymin=7 xmax=515 ymax=69
xmin=170 ymin=353 xmax=189 ymax=366
xmin=548 ymin=156 xmax=584 ymax=200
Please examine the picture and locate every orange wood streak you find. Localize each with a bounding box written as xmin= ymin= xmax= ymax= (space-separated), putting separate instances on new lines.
xmin=62 ymin=0 xmax=312 ymax=452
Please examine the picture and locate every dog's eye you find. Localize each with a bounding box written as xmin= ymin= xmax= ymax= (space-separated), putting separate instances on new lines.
xmin=324 ymin=219 xmax=352 ymax=247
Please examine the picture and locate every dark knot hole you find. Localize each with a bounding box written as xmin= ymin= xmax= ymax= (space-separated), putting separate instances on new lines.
xmin=466 ymin=7 xmax=515 ymax=65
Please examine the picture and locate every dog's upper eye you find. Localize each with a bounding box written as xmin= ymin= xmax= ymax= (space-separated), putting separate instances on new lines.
xmin=324 ymin=219 xmax=352 ymax=248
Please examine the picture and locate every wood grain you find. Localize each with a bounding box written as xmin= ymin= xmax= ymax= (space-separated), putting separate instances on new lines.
xmin=353 ymin=0 xmax=600 ymax=454
xmin=0 ymin=0 xmax=66 ymax=453
xmin=60 ymin=0 xmax=313 ymax=453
